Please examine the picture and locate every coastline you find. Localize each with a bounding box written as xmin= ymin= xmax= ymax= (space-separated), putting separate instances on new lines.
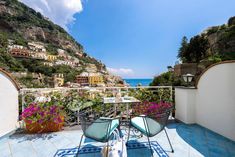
xmin=123 ymin=78 xmax=153 ymax=87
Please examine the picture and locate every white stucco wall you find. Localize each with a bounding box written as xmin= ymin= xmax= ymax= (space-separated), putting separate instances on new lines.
xmin=175 ymin=87 xmax=196 ymax=124
xmin=0 ymin=72 xmax=19 ymax=137
xmin=196 ymin=63 xmax=235 ymax=141
xmin=175 ymin=62 xmax=235 ymax=141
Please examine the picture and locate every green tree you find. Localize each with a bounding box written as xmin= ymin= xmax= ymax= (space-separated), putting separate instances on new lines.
xmin=178 ymin=35 xmax=209 ymax=63
xmin=54 ymin=65 xmax=80 ymax=82
xmin=0 ymin=49 xmax=25 ymax=71
xmin=187 ymin=35 xmax=209 ymax=63
xmin=150 ymin=71 xmax=183 ymax=86
xmin=177 ymin=36 xmax=188 ymax=62
xmin=11 ymin=33 xmax=27 ymax=46
xmin=0 ymin=32 xmax=8 ymax=48
xmin=20 ymin=59 xmax=55 ymax=76
xmin=228 ymin=16 xmax=235 ymax=26
xmin=46 ymin=44 xmax=58 ymax=55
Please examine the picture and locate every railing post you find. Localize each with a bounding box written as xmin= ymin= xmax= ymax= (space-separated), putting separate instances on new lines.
xmin=170 ymin=86 xmax=173 ymax=102
xmin=170 ymin=86 xmax=174 ymax=119
xmin=21 ymin=90 xmax=25 ymax=113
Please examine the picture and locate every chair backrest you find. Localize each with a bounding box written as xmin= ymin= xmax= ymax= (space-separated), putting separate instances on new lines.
xmin=147 ymin=110 xmax=171 ymax=131
xmin=131 ymin=102 xmax=173 ymax=136
xmin=78 ymin=110 xmax=114 ymax=142
xmin=138 ymin=111 xmax=171 ymax=137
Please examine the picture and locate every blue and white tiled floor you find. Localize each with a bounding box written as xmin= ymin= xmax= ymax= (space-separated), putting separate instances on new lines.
xmin=0 ymin=123 xmax=235 ymax=157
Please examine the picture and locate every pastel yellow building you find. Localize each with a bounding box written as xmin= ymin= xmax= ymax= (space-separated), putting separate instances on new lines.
xmin=88 ymin=75 xmax=103 ymax=86
xmin=54 ymin=74 xmax=64 ymax=87
xmin=47 ymin=55 xmax=57 ymax=61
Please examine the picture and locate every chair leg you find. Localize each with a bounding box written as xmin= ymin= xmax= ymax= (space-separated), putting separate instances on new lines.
xmin=117 ymin=125 xmax=121 ymax=137
xmin=147 ymin=136 xmax=153 ymax=157
xmin=127 ymin=123 xmax=131 ymax=143
xmin=164 ymin=128 xmax=174 ymax=153
xmin=76 ymin=134 xmax=84 ymax=157
xmin=106 ymin=139 xmax=110 ymax=157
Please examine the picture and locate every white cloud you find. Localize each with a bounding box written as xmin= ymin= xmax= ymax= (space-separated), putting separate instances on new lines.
xmin=20 ymin=0 xmax=83 ymax=29
xmin=107 ymin=67 xmax=134 ymax=77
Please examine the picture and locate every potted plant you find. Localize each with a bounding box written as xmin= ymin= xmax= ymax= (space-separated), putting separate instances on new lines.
xmin=21 ymin=102 xmax=65 ymax=133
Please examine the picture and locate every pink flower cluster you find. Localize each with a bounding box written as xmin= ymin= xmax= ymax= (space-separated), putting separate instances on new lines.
xmin=21 ymin=102 xmax=64 ymax=124
xmin=146 ymin=101 xmax=173 ymax=115
xmin=133 ymin=101 xmax=173 ymax=116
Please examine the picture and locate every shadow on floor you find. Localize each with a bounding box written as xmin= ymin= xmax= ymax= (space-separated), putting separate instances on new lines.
xmin=8 ymin=129 xmax=58 ymax=143
xmin=174 ymin=123 xmax=235 ymax=157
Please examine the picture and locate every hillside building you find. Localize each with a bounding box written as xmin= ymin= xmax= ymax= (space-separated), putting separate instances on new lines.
xmin=8 ymin=44 xmax=25 ymax=50
xmin=9 ymin=48 xmax=30 ymax=58
xmin=55 ymin=60 xmax=74 ymax=67
xmin=88 ymin=75 xmax=104 ymax=86
xmin=57 ymin=49 xmax=67 ymax=59
xmin=86 ymin=64 xmax=97 ymax=73
xmin=53 ymin=74 xmax=64 ymax=87
xmin=76 ymin=72 xmax=104 ymax=86
xmin=76 ymin=76 xmax=89 ymax=86
xmin=76 ymin=52 xmax=83 ymax=57
xmin=43 ymin=62 xmax=53 ymax=67
xmin=28 ymin=42 xmax=46 ymax=52
xmin=46 ymin=55 xmax=57 ymax=62
xmin=30 ymin=51 xmax=47 ymax=60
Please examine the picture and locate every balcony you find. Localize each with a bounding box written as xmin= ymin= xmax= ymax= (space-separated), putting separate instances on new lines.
xmin=1 ymin=61 xmax=235 ymax=157
xmin=0 ymin=86 xmax=235 ymax=157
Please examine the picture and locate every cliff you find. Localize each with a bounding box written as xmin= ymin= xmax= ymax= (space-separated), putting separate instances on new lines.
xmin=0 ymin=0 xmax=120 ymax=88
xmin=202 ymin=16 xmax=235 ymax=60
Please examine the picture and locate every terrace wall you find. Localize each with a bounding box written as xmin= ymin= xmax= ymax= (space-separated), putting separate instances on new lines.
xmin=196 ymin=61 xmax=235 ymax=141
xmin=174 ymin=63 xmax=198 ymax=76
xmin=175 ymin=61 xmax=235 ymax=141
xmin=0 ymin=69 xmax=19 ymax=137
xmin=175 ymin=87 xmax=196 ymax=124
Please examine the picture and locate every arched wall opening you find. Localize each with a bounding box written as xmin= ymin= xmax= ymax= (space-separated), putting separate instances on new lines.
xmin=0 ymin=69 xmax=19 ymax=137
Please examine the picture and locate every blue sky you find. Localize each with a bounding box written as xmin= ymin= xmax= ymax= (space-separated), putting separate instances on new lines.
xmin=22 ymin=0 xmax=235 ymax=78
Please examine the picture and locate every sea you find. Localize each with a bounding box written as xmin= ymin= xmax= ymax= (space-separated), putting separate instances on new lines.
xmin=123 ymin=79 xmax=153 ymax=87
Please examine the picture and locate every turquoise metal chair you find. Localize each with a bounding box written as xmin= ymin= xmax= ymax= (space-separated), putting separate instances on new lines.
xmin=128 ymin=104 xmax=174 ymax=156
xmin=77 ymin=111 xmax=120 ymax=157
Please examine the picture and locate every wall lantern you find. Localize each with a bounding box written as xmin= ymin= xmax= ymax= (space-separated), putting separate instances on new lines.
xmin=182 ymin=73 xmax=194 ymax=84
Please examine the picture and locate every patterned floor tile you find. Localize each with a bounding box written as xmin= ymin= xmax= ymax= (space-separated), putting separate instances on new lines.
xmin=0 ymin=123 xmax=234 ymax=157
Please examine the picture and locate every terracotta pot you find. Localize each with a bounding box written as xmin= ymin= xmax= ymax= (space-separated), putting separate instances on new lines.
xmin=25 ymin=116 xmax=64 ymax=133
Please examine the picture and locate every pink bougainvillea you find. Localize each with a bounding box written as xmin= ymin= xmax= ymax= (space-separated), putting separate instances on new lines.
xmin=133 ymin=101 xmax=173 ymax=116
xmin=146 ymin=101 xmax=173 ymax=115
xmin=21 ymin=102 xmax=64 ymax=125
